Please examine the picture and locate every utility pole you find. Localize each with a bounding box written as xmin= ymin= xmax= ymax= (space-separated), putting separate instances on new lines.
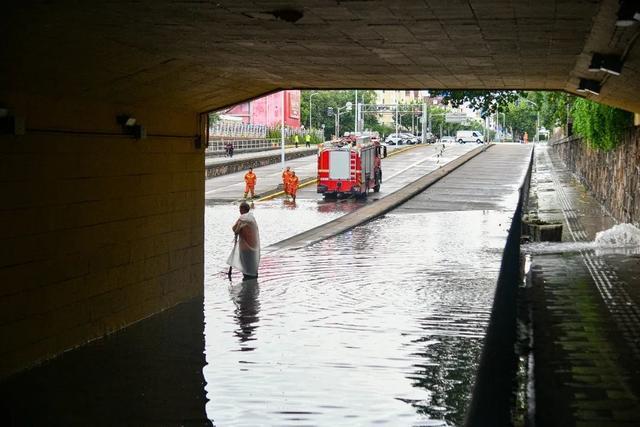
xmin=354 ymin=89 xmax=358 ymax=133
xmin=281 ymin=90 xmax=285 ymax=169
xmin=422 ymin=103 xmax=427 ymax=144
xmin=309 ymin=92 xmax=319 ymax=131
xmin=395 ymin=92 xmax=399 ymax=137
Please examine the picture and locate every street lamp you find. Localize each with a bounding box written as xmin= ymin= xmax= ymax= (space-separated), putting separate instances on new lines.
xmin=518 ymin=97 xmax=540 ymax=142
xmin=330 ymin=102 xmax=352 ymax=138
xmin=309 ymin=92 xmax=319 ymax=130
xmin=499 ymin=112 xmax=506 ymax=141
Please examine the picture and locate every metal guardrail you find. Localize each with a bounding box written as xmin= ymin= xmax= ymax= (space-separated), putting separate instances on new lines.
xmin=209 ymin=122 xmax=269 ymax=138
xmin=206 ymin=138 xmax=282 ymax=154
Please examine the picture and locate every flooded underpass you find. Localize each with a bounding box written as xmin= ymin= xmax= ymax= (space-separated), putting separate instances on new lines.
xmin=204 ymin=144 xmax=533 ymax=426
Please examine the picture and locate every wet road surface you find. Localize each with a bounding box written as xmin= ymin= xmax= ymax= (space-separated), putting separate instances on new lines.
xmin=205 ymin=143 xmax=477 ymax=202
xmin=204 ymin=144 xmax=533 ymax=426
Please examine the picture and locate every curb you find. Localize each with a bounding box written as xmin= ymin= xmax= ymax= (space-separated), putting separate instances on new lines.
xmin=265 ymin=143 xmax=491 ymax=252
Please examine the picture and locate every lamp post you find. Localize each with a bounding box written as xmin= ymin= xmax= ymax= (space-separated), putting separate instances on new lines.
xmin=518 ymin=97 xmax=540 ymax=142
xmin=354 ymin=89 xmax=358 ymax=133
xmin=309 ymin=92 xmax=319 ymax=131
xmin=499 ymin=112 xmax=506 ymax=141
xmin=333 ymin=102 xmax=352 ymax=138
xmin=281 ymin=91 xmax=286 ymax=169
xmin=395 ymin=91 xmax=399 ymax=138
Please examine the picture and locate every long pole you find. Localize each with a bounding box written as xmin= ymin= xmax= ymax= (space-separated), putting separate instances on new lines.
xmin=309 ymin=94 xmax=312 ymax=131
xmin=309 ymin=92 xmax=319 ymax=131
xmin=395 ymin=92 xmax=399 ymax=136
xmin=354 ymin=89 xmax=358 ymax=133
xmin=536 ymin=112 xmax=540 ymax=142
xmin=281 ymin=90 xmax=285 ymax=169
xmin=422 ymin=103 xmax=427 ymax=144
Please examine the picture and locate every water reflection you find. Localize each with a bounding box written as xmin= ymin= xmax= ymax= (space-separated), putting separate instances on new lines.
xmin=204 ymin=207 xmax=510 ymax=426
xmin=230 ymin=279 xmax=261 ymax=349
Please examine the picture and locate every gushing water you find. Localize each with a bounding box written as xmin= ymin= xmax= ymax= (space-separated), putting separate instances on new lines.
xmin=522 ymin=223 xmax=640 ymax=255
xmin=595 ymin=223 xmax=640 ymax=247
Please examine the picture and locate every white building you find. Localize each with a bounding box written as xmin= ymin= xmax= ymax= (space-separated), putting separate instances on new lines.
xmin=374 ymin=90 xmax=426 ymax=125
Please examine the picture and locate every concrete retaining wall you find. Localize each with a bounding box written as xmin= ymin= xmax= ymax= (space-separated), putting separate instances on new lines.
xmin=205 ymin=148 xmax=317 ymax=178
xmin=464 ymin=147 xmax=534 ymax=427
xmin=551 ymin=128 xmax=640 ymax=226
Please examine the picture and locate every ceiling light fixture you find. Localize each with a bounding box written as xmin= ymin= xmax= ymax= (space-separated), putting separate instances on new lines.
xmin=616 ymin=0 xmax=640 ymax=27
xmin=588 ymin=53 xmax=623 ymax=75
xmin=577 ymin=79 xmax=601 ymax=96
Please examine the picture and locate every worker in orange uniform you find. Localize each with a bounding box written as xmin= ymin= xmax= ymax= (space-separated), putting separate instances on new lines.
xmin=288 ymin=171 xmax=300 ymax=201
xmin=244 ymin=167 xmax=257 ymax=200
xmin=282 ymin=166 xmax=292 ymax=197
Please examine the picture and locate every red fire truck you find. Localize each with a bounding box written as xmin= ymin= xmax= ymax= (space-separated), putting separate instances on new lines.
xmin=317 ymin=136 xmax=383 ymax=199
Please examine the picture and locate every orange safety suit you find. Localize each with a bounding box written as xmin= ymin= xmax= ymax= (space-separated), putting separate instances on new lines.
xmin=282 ymin=169 xmax=292 ymax=194
xmin=288 ymin=174 xmax=299 ymax=199
xmin=244 ymin=171 xmax=257 ymax=198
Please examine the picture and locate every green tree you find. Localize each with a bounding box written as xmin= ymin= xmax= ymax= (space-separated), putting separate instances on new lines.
xmin=429 ymin=90 xmax=523 ymax=116
xmin=301 ymin=90 xmax=380 ymax=138
xmin=504 ymin=98 xmax=537 ymax=140
xmin=529 ymin=91 xmax=572 ymax=132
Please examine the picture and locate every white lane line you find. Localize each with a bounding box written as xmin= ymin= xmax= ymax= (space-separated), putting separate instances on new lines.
xmin=385 ymin=146 xmax=472 ymax=182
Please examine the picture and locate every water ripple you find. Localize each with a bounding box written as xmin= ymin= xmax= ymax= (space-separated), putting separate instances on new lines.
xmin=204 ymin=205 xmax=512 ymax=426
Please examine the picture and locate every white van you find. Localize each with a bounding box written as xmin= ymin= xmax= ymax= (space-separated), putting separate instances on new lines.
xmin=456 ymin=130 xmax=484 ymax=144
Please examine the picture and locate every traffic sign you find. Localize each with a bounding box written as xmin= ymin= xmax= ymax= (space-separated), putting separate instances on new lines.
xmin=445 ymin=113 xmax=468 ymax=123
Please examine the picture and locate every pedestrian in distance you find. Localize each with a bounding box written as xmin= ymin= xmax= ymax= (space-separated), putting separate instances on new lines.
xmin=227 ymin=201 xmax=260 ymax=280
xmin=229 ymin=143 xmax=234 ymax=157
xmin=294 ymin=134 xmax=299 ymax=148
xmin=305 ymin=133 xmax=311 ymax=148
xmin=244 ymin=168 xmax=256 ymax=200
xmin=288 ymin=171 xmax=299 ymax=202
xmin=282 ymin=166 xmax=292 ymax=197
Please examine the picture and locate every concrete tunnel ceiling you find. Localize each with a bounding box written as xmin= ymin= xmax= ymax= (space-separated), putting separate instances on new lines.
xmin=3 ymin=0 xmax=640 ymax=114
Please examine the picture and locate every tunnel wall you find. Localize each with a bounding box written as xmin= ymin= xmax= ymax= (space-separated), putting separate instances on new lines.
xmin=551 ymin=127 xmax=640 ymax=226
xmin=0 ymin=99 xmax=205 ymax=378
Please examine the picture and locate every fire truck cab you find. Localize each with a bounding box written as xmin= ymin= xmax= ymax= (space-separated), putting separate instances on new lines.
xmin=317 ymin=136 xmax=382 ymax=199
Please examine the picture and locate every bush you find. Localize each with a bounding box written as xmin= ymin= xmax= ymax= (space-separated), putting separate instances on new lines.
xmin=571 ymin=98 xmax=632 ymax=151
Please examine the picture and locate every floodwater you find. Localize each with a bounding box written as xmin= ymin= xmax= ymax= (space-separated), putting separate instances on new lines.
xmin=204 ymin=199 xmax=513 ymax=426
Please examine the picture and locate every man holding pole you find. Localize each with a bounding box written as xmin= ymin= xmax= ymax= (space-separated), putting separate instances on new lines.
xmin=227 ymin=201 xmax=260 ymax=280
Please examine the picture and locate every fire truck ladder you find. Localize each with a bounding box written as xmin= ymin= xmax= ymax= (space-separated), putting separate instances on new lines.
xmin=350 ymin=152 xmax=357 ymax=181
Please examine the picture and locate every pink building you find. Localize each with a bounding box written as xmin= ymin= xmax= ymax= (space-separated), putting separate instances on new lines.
xmin=226 ymin=90 xmax=301 ymax=128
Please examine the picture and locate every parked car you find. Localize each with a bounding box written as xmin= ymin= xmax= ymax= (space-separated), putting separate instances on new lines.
xmin=385 ymin=133 xmax=406 ymax=145
xmin=424 ymin=132 xmax=436 ymax=144
xmin=440 ymin=136 xmax=456 ymax=143
xmin=401 ymin=133 xmax=420 ymax=144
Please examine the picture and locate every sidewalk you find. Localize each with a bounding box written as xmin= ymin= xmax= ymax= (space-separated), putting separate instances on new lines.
xmin=526 ymin=145 xmax=640 ymax=426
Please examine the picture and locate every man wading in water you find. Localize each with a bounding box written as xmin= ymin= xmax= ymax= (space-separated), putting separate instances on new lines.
xmin=227 ymin=202 xmax=261 ymax=280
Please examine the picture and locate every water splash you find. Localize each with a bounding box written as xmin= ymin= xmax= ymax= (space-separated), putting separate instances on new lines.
xmin=523 ymin=223 xmax=640 ymax=255
xmin=522 ymin=241 xmax=595 ymax=255
xmin=595 ymin=223 xmax=640 ymax=247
